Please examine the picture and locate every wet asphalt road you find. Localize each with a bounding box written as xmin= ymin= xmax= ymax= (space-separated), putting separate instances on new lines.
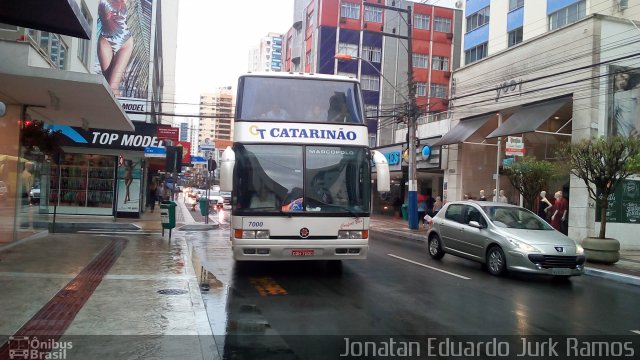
xmin=188 ymin=223 xmax=640 ymax=359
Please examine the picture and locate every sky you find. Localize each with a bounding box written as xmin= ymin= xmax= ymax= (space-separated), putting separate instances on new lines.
xmin=173 ymin=0 xmax=458 ymax=119
xmin=174 ymin=0 xmax=295 ymax=117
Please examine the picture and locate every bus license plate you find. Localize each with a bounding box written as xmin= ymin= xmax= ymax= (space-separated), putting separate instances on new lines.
xmin=292 ymin=249 xmax=314 ymax=257
xmin=551 ymin=268 xmax=571 ymax=276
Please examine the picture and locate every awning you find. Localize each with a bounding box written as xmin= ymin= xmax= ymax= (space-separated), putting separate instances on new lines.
xmin=0 ymin=66 xmax=134 ymax=131
xmin=433 ymin=115 xmax=494 ymax=146
xmin=0 ymin=0 xmax=90 ymax=39
xmin=486 ymin=98 xmax=570 ymax=138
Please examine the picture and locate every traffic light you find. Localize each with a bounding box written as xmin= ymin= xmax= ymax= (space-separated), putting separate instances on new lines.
xmin=165 ymin=146 xmax=183 ymax=173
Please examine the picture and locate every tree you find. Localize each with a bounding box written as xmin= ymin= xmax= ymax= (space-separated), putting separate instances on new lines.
xmin=559 ymin=136 xmax=640 ymax=239
xmin=503 ymin=156 xmax=557 ymax=212
xmin=20 ymin=120 xmax=60 ymax=156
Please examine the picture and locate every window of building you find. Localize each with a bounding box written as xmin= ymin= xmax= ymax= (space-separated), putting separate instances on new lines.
xmin=464 ymin=42 xmax=488 ymax=64
xmin=509 ymin=0 xmax=524 ymax=11
xmin=413 ymin=53 xmax=428 ymax=68
xmin=432 ymin=56 xmax=449 ymax=71
xmin=78 ymin=1 xmax=92 ymax=67
xmin=508 ymin=27 xmax=523 ymax=47
xmin=416 ymin=82 xmax=427 ymax=97
xmin=30 ymin=30 xmax=67 ymax=69
xmin=362 ymin=46 xmax=382 ymax=63
xmin=307 ymin=10 xmax=314 ymax=28
xmin=466 ymin=6 xmax=490 ymax=32
xmin=369 ymin=133 xmax=377 ymax=148
xmin=549 ymin=0 xmax=586 ymax=31
xmin=361 ymin=75 xmax=380 ymax=91
xmin=414 ymin=14 xmax=430 ymax=30
xmin=364 ymin=5 xmax=382 ymax=22
xmin=365 ymin=104 xmax=378 ymax=119
xmin=337 ymin=72 xmax=357 ymax=78
xmin=341 ymin=2 xmax=360 ymax=19
xmin=434 ymin=17 xmax=451 ymax=32
xmin=338 ymin=42 xmax=358 ymax=57
xmin=430 ymin=84 xmax=448 ymax=98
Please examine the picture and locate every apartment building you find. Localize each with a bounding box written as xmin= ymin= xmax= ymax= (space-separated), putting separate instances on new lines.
xmin=440 ymin=0 xmax=640 ymax=248
xmin=198 ymin=87 xmax=235 ymax=159
xmin=249 ymin=32 xmax=284 ymax=72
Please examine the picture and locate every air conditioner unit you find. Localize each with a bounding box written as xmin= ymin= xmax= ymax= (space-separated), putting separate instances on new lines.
xmin=616 ymin=0 xmax=628 ymax=11
xmin=340 ymin=17 xmax=347 ymax=23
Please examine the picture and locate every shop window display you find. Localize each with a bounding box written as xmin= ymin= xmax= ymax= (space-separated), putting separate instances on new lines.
xmin=48 ymin=154 xmax=116 ymax=214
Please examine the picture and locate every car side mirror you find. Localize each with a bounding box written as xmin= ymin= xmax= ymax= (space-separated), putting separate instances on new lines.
xmin=468 ymin=221 xmax=484 ymax=229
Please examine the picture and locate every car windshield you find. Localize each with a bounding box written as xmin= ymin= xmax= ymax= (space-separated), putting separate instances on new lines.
xmin=482 ymin=206 xmax=553 ymax=230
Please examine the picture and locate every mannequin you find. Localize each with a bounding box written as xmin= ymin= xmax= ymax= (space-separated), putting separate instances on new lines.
xmin=478 ymin=189 xmax=487 ymax=201
xmin=538 ymin=191 xmax=552 ymax=220
xmin=491 ymin=189 xmax=497 ymax=202
xmin=550 ymin=191 xmax=567 ymax=232
xmin=498 ymin=189 xmax=508 ymax=203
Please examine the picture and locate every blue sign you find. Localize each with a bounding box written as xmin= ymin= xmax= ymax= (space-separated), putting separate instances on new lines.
xmin=422 ymin=145 xmax=431 ymax=159
xmin=191 ymin=156 xmax=207 ymax=164
xmin=144 ymin=146 xmax=166 ymax=158
xmin=502 ymin=158 xmax=514 ymax=167
xmin=384 ymin=151 xmax=401 ymax=166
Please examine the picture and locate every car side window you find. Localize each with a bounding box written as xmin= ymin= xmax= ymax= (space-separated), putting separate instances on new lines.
xmin=464 ymin=206 xmax=486 ymax=227
xmin=444 ymin=204 xmax=464 ymax=224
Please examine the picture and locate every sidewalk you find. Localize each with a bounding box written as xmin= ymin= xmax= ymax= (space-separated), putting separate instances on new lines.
xmin=0 ymin=201 xmax=218 ymax=359
xmin=370 ymin=214 xmax=640 ymax=286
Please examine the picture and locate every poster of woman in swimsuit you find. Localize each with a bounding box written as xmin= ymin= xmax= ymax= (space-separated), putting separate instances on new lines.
xmin=95 ymin=0 xmax=153 ymax=101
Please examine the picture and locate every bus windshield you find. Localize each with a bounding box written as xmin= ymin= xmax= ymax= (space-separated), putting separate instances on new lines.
xmin=234 ymin=144 xmax=371 ymax=215
xmin=237 ymin=76 xmax=364 ymax=123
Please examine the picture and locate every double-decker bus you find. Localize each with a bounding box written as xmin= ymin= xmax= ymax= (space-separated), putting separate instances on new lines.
xmin=220 ymin=73 xmax=389 ymax=261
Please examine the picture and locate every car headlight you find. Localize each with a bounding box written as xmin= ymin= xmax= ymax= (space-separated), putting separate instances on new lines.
xmin=575 ymin=244 xmax=584 ymax=255
xmin=507 ymin=238 xmax=540 ymax=252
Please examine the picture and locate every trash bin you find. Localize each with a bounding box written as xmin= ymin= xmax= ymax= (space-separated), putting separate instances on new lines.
xmin=401 ymin=204 xmax=408 ymax=220
xmin=160 ymin=201 xmax=177 ymax=229
xmin=160 ymin=200 xmax=176 ymax=231
xmin=199 ymin=197 xmax=209 ymax=216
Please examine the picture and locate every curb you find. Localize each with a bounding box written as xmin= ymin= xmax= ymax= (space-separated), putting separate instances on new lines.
xmin=584 ymin=267 xmax=640 ymax=287
xmin=372 ymin=227 xmax=640 ymax=287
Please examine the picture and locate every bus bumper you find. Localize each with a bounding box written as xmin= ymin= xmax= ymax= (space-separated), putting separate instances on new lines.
xmin=232 ymin=239 xmax=369 ymax=261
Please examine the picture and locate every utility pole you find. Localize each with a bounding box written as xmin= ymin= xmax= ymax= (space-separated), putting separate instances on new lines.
xmin=406 ymin=5 xmax=419 ymax=230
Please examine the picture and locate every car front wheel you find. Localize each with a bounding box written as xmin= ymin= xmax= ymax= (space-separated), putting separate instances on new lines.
xmin=428 ymin=235 xmax=445 ymax=259
xmin=486 ymin=246 xmax=507 ymax=276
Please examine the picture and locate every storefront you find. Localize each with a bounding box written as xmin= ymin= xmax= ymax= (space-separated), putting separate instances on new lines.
xmin=41 ymin=123 xmax=178 ymax=218
xmin=372 ymin=139 xmax=443 ymax=216
xmin=442 ymin=15 xmax=640 ymax=248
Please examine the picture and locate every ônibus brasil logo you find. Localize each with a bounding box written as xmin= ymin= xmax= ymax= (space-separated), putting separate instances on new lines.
xmin=8 ymin=336 xmax=72 ymax=359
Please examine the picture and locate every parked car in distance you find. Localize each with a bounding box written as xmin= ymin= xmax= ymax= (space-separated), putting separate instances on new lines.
xmin=427 ymin=201 xmax=585 ymax=277
xmin=29 ymin=184 xmax=40 ymax=204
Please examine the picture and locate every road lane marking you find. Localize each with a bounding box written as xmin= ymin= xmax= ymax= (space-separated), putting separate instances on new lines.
xmin=632 ymin=330 xmax=640 ymax=335
xmin=387 ymin=254 xmax=471 ymax=280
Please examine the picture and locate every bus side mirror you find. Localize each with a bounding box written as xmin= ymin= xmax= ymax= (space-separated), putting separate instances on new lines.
xmin=220 ymin=146 xmax=235 ymax=192
xmin=372 ymin=150 xmax=390 ymax=192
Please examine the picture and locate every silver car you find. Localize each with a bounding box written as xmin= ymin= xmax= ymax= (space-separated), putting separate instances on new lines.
xmin=427 ymin=201 xmax=585 ymax=277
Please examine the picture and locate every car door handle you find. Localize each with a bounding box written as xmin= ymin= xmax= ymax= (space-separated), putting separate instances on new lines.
xmin=459 ymin=227 xmax=465 ymax=232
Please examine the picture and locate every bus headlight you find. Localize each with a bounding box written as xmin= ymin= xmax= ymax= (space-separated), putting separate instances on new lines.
xmin=235 ymin=230 xmax=270 ymax=239
xmin=338 ymin=230 xmax=368 ymax=239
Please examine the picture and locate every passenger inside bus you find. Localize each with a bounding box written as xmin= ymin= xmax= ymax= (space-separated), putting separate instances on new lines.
xmin=327 ymin=93 xmax=350 ymax=123
xmin=250 ymin=186 xmax=276 ymax=208
xmin=259 ymin=101 xmax=291 ymax=120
